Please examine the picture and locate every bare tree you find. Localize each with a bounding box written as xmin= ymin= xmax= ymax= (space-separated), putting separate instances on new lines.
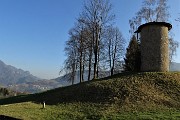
xmin=155 ymin=0 xmax=170 ymax=21
xmin=169 ymin=36 xmax=179 ymax=62
xmin=176 ymin=18 xmax=180 ymax=22
xmin=129 ymin=0 xmax=169 ymax=34
xmin=175 ymin=13 xmax=180 ymax=22
xmin=104 ymin=26 xmax=125 ymax=75
xmin=70 ymin=20 xmax=89 ymax=83
xmin=82 ymin=0 xmax=115 ymax=79
xmin=129 ymin=0 xmax=178 ymax=62
xmin=62 ymin=0 xmax=125 ymax=84
xmin=63 ymin=34 xmax=78 ymax=85
xmin=62 ymin=18 xmax=88 ymax=84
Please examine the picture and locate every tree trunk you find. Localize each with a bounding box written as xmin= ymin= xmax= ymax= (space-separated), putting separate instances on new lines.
xmin=71 ymin=60 xmax=76 ymax=85
xmin=97 ymin=47 xmax=100 ymax=78
xmin=108 ymin=39 xmax=112 ymax=76
xmin=82 ymin=53 xmax=85 ymax=82
xmin=94 ymin=48 xmax=97 ymax=79
xmin=93 ymin=28 xmax=99 ymax=79
xmin=88 ymin=49 xmax=92 ymax=81
xmin=111 ymin=36 xmax=117 ymax=76
xmin=79 ymin=33 xmax=83 ymax=83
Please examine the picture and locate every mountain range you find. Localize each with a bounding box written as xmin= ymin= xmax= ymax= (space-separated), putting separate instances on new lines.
xmin=0 ymin=60 xmax=40 ymax=86
xmin=0 ymin=60 xmax=179 ymax=93
xmin=0 ymin=60 xmax=84 ymax=93
xmin=169 ymin=62 xmax=180 ymax=71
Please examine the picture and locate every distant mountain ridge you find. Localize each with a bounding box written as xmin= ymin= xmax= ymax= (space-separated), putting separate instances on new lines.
xmin=0 ymin=60 xmax=63 ymax=93
xmin=170 ymin=62 xmax=180 ymax=71
xmin=0 ymin=60 xmax=40 ymax=86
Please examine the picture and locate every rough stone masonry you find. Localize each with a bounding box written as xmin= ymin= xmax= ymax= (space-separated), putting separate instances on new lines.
xmin=135 ymin=22 xmax=172 ymax=72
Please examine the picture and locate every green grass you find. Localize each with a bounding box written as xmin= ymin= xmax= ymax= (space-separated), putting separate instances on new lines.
xmin=0 ymin=102 xmax=179 ymax=120
xmin=0 ymin=72 xmax=179 ymax=119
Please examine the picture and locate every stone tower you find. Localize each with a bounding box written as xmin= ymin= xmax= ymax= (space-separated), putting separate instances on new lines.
xmin=135 ymin=22 xmax=172 ymax=72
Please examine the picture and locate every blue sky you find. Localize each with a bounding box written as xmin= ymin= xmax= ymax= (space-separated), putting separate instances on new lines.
xmin=0 ymin=0 xmax=179 ymax=79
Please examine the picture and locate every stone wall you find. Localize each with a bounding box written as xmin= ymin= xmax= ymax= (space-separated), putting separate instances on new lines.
xmin=140 ymin=24 xmax=169 ymax=72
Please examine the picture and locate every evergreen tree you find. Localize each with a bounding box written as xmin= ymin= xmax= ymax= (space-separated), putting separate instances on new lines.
xmin=124 ymin=35 xmax=141 ymax=72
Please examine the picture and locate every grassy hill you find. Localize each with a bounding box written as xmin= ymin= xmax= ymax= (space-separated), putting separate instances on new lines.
xmin=0 ymin=72 xmax=179 ymax=119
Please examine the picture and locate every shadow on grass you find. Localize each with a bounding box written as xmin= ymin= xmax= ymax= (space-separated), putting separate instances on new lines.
xmin=0 ymin=72 xmax=139 ymax=105
xmin=1 ymin=72 xmax=179 ymax=106
xmin=0 ymin=115 xmax=22 ymax=120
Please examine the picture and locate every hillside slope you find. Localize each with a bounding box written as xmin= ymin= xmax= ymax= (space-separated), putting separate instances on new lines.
xmin=0 ymin=60 xmax=40 ymax=86
xmin=0 ymin=72 xmax=179 ymax=111
xmin=0 ymin=60 xmax=58 ymax=93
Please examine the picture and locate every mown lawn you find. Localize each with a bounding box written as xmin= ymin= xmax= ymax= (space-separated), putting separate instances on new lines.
xmin=0 ymin=102 xmax=179 ymax=120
